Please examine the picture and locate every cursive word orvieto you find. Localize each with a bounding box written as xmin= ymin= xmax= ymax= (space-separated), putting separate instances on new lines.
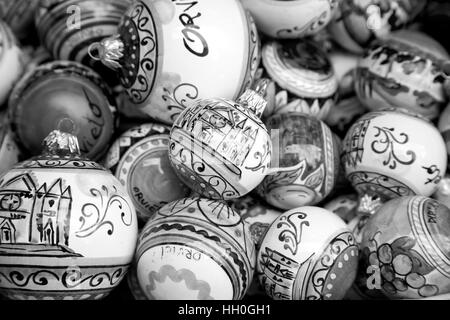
xmin=175 ymin=0 xmax=209 ymax=57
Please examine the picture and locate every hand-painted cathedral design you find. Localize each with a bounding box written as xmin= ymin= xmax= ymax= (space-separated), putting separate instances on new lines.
xmin=0 ymin=173 xmax=77 ymax=256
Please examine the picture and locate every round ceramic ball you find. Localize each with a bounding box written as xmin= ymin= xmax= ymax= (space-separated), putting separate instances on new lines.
xmin=257 ymin=206 xmax=359 ymax=300
xmin=9 ymin=61 xmax=117 ymax=161
xmin=35 ymin=0 xmax=132 ymax=73
xmin=360 ymin=196 xmax=450 ymax=299
xmin=261 ymin=39 xmax=338 ymax=120
xmin=328 ymin=0 xmax=426 ymax=54
xmin=104 ymin=123 xmax=191 ymax=223
xmin=342 ymin=109 xmax=447 ymax=201
xmin=0 ymin=132 xmax=138 ymax=300
xmin=257 ymin=113 xmax=341 ymax=210
xmin=169 ymin=97 xmax=272 ymax=200
xmin=355 ymin=30 xmax=449 ymax=120
xmin=135 ymin=197 xmax=256 ymax=300
xmin=241 ymin=0 xmax=339 ymax=39
xmin=106 ymin=0 xmax=260 ymax=125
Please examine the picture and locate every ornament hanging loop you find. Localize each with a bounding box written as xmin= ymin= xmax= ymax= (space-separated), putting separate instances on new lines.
xmin=88 ymin=35 xmax=124 ymax=70
xmin=42 ymin=130 xmax=81 ymax=158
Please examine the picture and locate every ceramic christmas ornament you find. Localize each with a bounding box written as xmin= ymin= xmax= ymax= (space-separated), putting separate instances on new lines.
xmin=360 ymin=196 xmax=450 ymax=299
xmin=91 ymin=0 xmax=260 ymax=125
xmin=355 ymin=30 xmax=449 ymax=120
xmin=0 ymin=20 xmax=25 ymax=107
xmin=104 ymin=123 xmax=191 ymax=222
xmin=241 ymin=0 xmax=339 ymax=39
xmin=324 ymin=194 xmax=359 ymax=223
xmin=228 ymin=195 xmax=282 ymax=249
xmin=328 ymin=0 xmax=426 ymax=54
xmin=0 ymin=130 xmax=138 ymax=300
xmin=135 ymin=197 xmax=256 ymax=300
xmin=0 ymin=124 xmax=20 ymax=176
xmin=257 ymin=113 xmax=341 ymax=211
xmin=257 ymin=206 xmax=359 ymax=300
xmin=0 ymin=0 xmax=39 ymax=41
xmin=342 ymin=109 xmax=447 ymax=208
xmin=35 ymin=0 xmax=133 ymax=75
xmin=9 ymin=60 xmax=117 ymax=161
xmin=262 ymin=39 xmax=338 ymax=120
xmin=169 ymin=80 xmax=274 ymax=200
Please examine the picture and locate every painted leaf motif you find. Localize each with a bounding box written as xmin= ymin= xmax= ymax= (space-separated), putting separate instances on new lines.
xmin=304 ymin=164 xmax=325 ymax=189
xmin=408 ymin=249 xmax=435 ymax=275
xmin=391 ymin=236 xmax=416 ymax=251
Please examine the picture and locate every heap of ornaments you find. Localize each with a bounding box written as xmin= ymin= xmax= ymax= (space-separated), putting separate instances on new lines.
xmin=2 ymin=0 xmax=450 ymax=301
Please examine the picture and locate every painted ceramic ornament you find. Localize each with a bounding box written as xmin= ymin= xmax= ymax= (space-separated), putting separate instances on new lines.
xmin=355 ymin=30 xmax=449 ymax=120
xmin=342 ymin=109 xmax=448 ymax=206
xmin=169 ymin=81 xmax=273 ymax=200
xmin=91 ymin=0 xmax=260 ymax=125
xmin=360 ymin=196 xmax=450 ymax=299
xmin=35 ymin=0 xmax=133 ymax=76
xmin=241 ymin=0 xmax=339 ymax=39
xmin=104 ymin=123 xmax=191 ymax=223
xmin=0 ymin=20 xmax=25 ymax=107
xmin=0 ymin=124 xmax=20 ymax=177
xmin=228 ymin=195 xmax=282 ymax=249
xmin=257 ymin=113 xmax=341 ymax=211
xmin=262 ymin=39 xmax=338 ymax=120
xmin=9 ymin=60 xmax=117 ymax=161
xmin=0 ymin=130 xmax=138 ymax=300
xmin=135 ymin=197 xmax=256 ymax=300
xmin=0 ymin=0 xmax=39 ymax=41
xmin=324 ymin=194 xmax=359 ymax=223
xmin=328 ymin=0 xmax=426 ymax=54
xmin=257 ymin=206 xmax=359 ymax=300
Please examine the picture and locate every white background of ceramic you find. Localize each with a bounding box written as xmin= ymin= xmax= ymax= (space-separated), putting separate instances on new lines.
xmin=241 ymin=0 xmax=336 ymax=38
xmin=137 ymin=0 xmax=256 ymax=123
xmin=344 ymin=111 xmax=447 ymax=197
xmin=257 ymin=206 xmax=352 ymax=299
